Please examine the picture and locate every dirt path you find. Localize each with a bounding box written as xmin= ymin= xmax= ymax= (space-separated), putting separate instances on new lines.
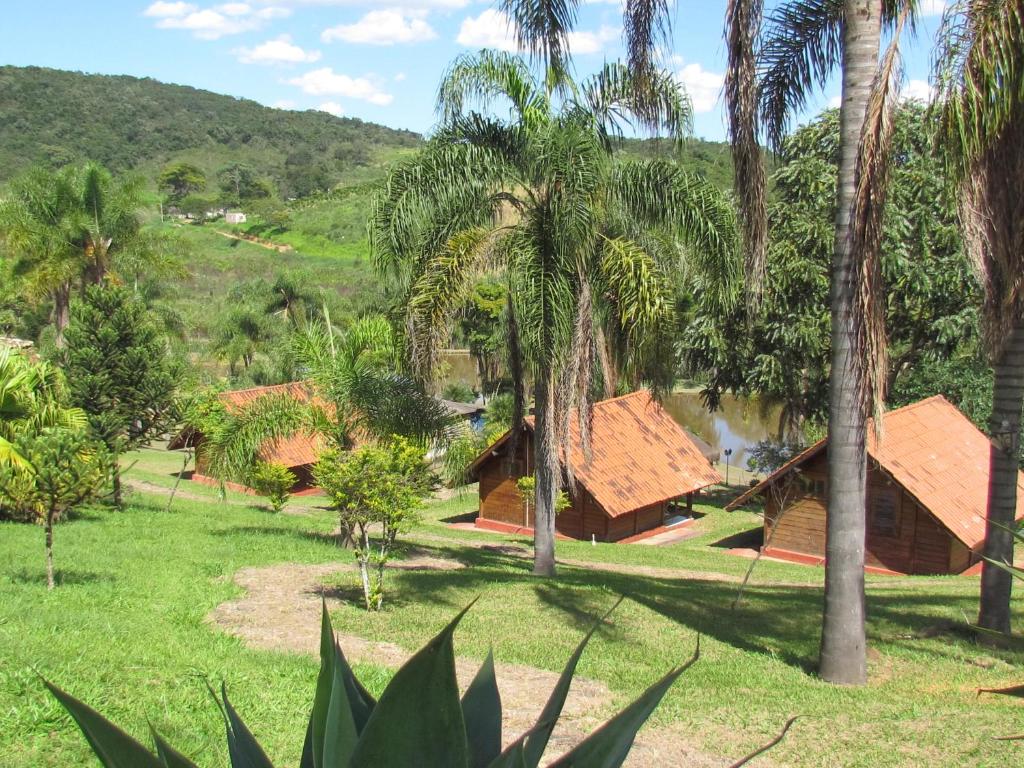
xmin=215 ymin=229 xmax=293 ymax=252
xmin=210 ymin=559 xmax=734 ymax=766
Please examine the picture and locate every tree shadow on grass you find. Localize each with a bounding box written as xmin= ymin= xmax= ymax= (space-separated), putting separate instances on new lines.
xmin=367 ymin=540 xmax=1022 ymax=674
xmin=7 ymin=568 xmax=116 ymax=587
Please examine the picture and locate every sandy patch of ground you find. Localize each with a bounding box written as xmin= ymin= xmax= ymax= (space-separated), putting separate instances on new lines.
xmin=210 ymin=559 xmax=737 ymax=765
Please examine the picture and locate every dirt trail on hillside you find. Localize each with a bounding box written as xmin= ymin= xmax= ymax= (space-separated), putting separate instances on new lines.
xmin=210 ymin=559 xmax=735 ymax=766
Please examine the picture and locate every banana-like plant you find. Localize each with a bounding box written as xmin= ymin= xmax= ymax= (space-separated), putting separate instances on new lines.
xmin=44 ymin=601 xmax=793 ymax=767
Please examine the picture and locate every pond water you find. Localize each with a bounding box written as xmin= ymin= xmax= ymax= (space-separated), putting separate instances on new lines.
xmin=438 ymin=350 xmax=781 ymax=471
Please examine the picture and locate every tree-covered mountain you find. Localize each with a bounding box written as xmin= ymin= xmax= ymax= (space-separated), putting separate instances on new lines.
xmin=0 ymin=66 xmax=420 ymax=195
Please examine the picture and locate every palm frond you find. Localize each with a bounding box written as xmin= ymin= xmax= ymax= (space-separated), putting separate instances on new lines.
xmin=725 ymin=0 xmax=769 ymax=308
xmin=497 ymin=0 xmax=579 ymax=86
xmin=622 ymin=0 xmax=673 ymax=83
xmin=578 ymin=62 xmax=693 ymax=143
xmin=757 ymin=0 xmax=844 ymax=152
xmin=847 ymin=4 xmax=910 ymax=427
xmin=438 ymin=50 xmax=552 ymax=127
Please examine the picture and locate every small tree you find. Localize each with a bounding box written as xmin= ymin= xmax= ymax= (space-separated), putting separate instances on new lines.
xmin=314 ymin=437 xmax=430 ymax=610
xmin=62 ymin=284 xmax=176 ymax=506
xmin=158 ymin=162 xmax=206 ymax=204
xmin=248 ymin=461 xmax=296 ymax=513
xmin=516 ymin=475 xmax=569 ymax=527
xmin=0 ymin=428 xmax=110 ymax=589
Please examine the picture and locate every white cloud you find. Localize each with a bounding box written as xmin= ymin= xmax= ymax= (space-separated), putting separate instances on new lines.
xmin=287 ymin=67 xmax=393 ymax=105
xmin=318 ymin=101 xmax=345 ymax=116
xmin=902 ymin=78 xmax=934 ymax=102
xmin=394 ymin=72 xmax=407 ymax=82
xmin=322 ymin=9 xmax=436 ymax=45
xmin=144 ymin=1 xmax=195 ymax=17
xmin=457 ymin=10 xmax=613 ymax=55
xmin=672 ymin=58 xmax=724 ymax=114
xmin=566 ymin=25 xmax=617 ymax=55
xmin=151 ymin=3 xmax=289 ymax=39
xmin=257 ymin=0 xmax=469 ymax=8
xmin=456 ymin=9 xmax=518 ymax=52
xmin=828 ymin=95 xmax=842 ymax=108
xmin=919 ymin=0 xmax=946 ymax=16
xmin=235 ymin=35 xmax=321 ymax=63
xmin=272 ymin=99 xmax=297 ymax=108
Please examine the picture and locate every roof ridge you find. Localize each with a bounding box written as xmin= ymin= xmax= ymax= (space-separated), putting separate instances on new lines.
xmin=220 ymin=380 xmax=311 ymax=397
xmin=879 ymin=394 xmax=950 ymax=419
xmin=592 ymin=389 xmax=652 ymax=407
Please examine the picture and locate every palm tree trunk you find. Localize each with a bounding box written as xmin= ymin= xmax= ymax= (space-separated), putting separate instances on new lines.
xmin=978 ymin=320 xmax=1024 ymax=633
xmin=819 ymin=0 xmax=880 ymax=686
xmin=53 ymin=282 xmax=71 ymax=349
xmin=533 ymin=369 xmax=558 ymax=577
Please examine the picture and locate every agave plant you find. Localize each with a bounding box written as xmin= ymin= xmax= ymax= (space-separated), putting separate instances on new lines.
xmin=45 ymin=601 xmax=791 ymax=766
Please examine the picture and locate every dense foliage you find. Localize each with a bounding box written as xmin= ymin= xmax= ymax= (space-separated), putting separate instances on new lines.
xmin=0 ymin=66 xmax=420 ymax=193
xmin=248 ymin=461 xmax=296 ymax=513
xmin=62 ymin=285 xmax=177 ymax=505
xmin=684 ymin=105 xmax=981 ymax=437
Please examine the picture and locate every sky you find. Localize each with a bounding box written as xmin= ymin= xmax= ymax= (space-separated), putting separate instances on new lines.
xmin=3 ymin=1 xmax=950 ymax=140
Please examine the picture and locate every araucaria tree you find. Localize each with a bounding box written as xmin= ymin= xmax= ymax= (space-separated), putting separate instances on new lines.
xmin=315 ymin=437 xmax=430 ymax=610
xmin=63 ymin=284 xmax=176 ymax=506
xmin=371 ymin=51 xmax=737 ymax=577
xmin=935 ymin=0 xmax=1024 ymax=634
xmin=725 ymin=0 xmax=918 ymax=684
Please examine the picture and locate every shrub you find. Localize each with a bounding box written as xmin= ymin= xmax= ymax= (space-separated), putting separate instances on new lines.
xmin=248 ymin=461 xmax=296 ymax=512
xmin=45 ymin=601 xmax=792 ymax=766
xmin=315 ymin=438 xmax=430 ymax=610
xmin=442 ymin=380 xmax=476 ymax=403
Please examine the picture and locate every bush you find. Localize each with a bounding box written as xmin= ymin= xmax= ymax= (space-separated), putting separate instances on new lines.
xmin=45 ymin=601 xmax=793 ymax=767
xmin=441 ymin=380 xmax=476 ymax=403
xmin=315 ymin=438 xmax=430 ymax=610
xmin=248 ymin=461 xmax=296 ymax=512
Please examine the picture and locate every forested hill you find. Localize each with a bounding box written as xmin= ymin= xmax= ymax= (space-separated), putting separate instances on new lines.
xmin=0 ymin=66 xmax=420 ymax=191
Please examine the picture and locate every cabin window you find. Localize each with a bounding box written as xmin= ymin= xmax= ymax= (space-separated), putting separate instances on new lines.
xmin=797 ymin=475 xmax=827 ymax=498
xmin=871 ymin=490 xmax=900 ymax=537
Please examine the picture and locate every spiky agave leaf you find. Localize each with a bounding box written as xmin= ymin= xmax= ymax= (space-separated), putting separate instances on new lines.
xmin=461 ymin=650 xmax=503 ymax=768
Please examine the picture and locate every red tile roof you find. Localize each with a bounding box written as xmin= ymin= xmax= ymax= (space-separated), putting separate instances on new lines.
xmin=472 ymin=390 xmax=722 ymax=517
xmin=169 ymin=381 xmax=326 ymax=468
xmin=728 ymin=395 xmax=1024 ymax=549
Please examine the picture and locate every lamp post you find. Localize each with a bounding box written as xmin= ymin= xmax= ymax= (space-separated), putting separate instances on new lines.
xmin=724 ymin=448 xmax=733 ymax=486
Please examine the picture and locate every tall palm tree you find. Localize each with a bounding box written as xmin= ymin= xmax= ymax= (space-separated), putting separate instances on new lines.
xmin=934 ymin=0 xmax=1024 ymax=634
xmin=0 ymin=167 xmax=81 ymax=345
xmin=725 ymin=0 xmax=914 ymax=684
xmin=371 ymin=51 xmax=737 ymax=576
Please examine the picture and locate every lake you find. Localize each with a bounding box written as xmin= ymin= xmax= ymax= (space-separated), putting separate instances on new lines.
xmin=438 ymin=350 xmax=781 ymax=470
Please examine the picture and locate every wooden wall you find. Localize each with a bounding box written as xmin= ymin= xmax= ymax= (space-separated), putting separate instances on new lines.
xmin=476 ymin=430 xmax=667 ymax=542
xmin=762 ymin=453 xmax=969 ymax=574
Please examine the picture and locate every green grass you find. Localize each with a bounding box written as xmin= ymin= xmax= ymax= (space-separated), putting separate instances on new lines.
xmin=2 ymin=447 xmax=1023 ymax=766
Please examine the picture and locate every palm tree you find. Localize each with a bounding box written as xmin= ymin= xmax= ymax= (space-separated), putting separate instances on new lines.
xmin=0 ymin=348 xmax=85 ymax=469
xmin=0 ymin=167 xmax=81 ymax=345
xmin=725 ymin=0 xmax=915 ymax=684
xmin=199 ymin=315 xmax=456 ymax=485
xmin=371 ymin=51 xmax=737 ymax=576
xmin=934 ymin=0 xmax=1024 ymax=634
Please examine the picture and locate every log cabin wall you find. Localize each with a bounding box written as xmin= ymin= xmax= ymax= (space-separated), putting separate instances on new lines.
xmin=762 ymin=452 xmax=963 ymax=574
xmin=478 ymin=432 xmax=535 ymax=527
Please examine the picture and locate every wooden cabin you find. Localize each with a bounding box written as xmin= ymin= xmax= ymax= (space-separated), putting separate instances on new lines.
xmin=168 ymin=382 xmax=326 ymax=494
xmin=727 ymin=395 xmax=1024 ymax=575
xmin=467 ymin=390 xmax=722 ymax=542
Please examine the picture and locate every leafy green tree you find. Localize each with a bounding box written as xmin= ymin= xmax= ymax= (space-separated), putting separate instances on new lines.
xmin=62 ymin=284 xmax=176 ymax=507
xmin=458 ymin=279 xmax=506 ymax=394
xmin=158 ymin=162 xmax=206 ymax=203
xmin=217 ymin=163 xmax=272 ymax=207
xmin=314 ymin=437 xmax=430 ymax=610
xmin=0 ymin=348 xmax=85 ymax=471
xmin=371 ymin=51 xmax=737 ymax=576
xmin=0 ymin=427 xmax=110 ymax=589
xmin=248 ymin=461 xmax=296 ymax=513
xmin=935 ymin=0 xmax=1024 ymax=634
xmin=686 ymin=106 xmax=977 ymax=436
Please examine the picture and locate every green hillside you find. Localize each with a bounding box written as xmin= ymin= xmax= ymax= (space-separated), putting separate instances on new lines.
xmin=0 ymin=66 xmax=420 ymax=194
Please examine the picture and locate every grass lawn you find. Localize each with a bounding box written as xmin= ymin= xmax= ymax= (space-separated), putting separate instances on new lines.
xmin=1 ymin=447 xmax=1023 ymax=766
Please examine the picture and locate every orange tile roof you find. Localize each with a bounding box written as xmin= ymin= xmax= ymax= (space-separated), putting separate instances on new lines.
xmin=728 ymin=396 xmax=1024 ymax=549
xmin=168 ymin=382 xmax=327 ymax=468
xmin=474 ymin=390 xmax=722 ymax=517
